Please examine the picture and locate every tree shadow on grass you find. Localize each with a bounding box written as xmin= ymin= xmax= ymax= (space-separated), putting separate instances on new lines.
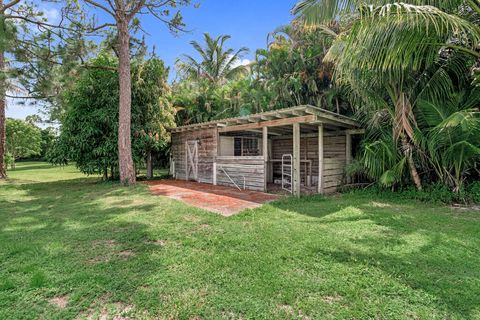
xmin=271 ymin=194 xmax=480 ymax=318
xmin=0 ymin=178 xmax=174 ymax=319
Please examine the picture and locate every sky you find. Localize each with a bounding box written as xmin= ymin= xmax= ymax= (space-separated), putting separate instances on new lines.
xmin=6 ymin=0 xmax=297 ymax=122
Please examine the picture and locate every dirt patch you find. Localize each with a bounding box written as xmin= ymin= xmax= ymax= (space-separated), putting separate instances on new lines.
xmin=451 ymin=204 xmax=480 ymax=211
xmin=145 ymin=239 xmax=167 ymax=246
xmin=322 ymin=294 xmax=343 ymax=304
xmin=183 ymin=215 xmax=202 ymax=222
xmin=112 ymin=302 xmax=134 ymax=320
xmin=77 ymin=298 xmax=134 ymax=320
xmin=199 ymin=224 xmax=210 ymax=229
xmin=92 ymin=239 xmax=117 ymax=248
xmin=48 ymin=295 xmax=69 ymax=309
xmin=118 ymin=250 xmax=135 ymax=259
xmin=87 ymin=255 xmax=110 ymax=265
xmin=276 ymin=304 xmax=310 ymax=320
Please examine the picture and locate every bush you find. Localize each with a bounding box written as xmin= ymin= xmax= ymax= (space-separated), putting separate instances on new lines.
xmin=345 ymin=183 xmax=480 ymax=205
xmin=467 ymin=181 xmax=480 ymax=204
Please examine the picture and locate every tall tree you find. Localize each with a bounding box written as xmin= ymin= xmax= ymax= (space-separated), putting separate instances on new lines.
xmin=176 ymin=33 xmax=249 ymax=85
xmin=0 ymin=0 xmax=88 ymax=179
xmin=0 ymin=0 xmax=7 ymax=178
xmin=76 ymin=0 xmax=194 ymax=184
xmin=5 ymin=117 xmax=41 ymax=169
xmin=50 ymin=54 xmax=174 ymax=180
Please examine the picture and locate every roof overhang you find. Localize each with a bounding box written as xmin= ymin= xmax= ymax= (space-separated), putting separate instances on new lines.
xmin=169 ymin=105 xmax=360 ymax=133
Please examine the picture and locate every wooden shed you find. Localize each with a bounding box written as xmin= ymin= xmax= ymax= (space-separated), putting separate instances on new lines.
xmin=169 ymin=105 xmax=362 ymax=196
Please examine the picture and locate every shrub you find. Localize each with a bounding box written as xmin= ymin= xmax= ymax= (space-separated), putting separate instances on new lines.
xmin=345 ymin=183 xmax=480 ymax=205
xmin=467 ymin=181 xmax=480 ymax=204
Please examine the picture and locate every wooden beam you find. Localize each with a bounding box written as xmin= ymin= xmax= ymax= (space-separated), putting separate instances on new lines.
xmin=293 ymin=123 xmax=301 ymax=197
xmin=346 ymin=128 xmax=365 ymax=135
xmin=263 ymin=126 xmax=268 ymax=192
xmin=318 ymin=124 xmax=324 ymax=194
xmin=305 ymin=106 xmax=359 ymax=127
xmin=218 ymin=115 xmax=316 ymax=133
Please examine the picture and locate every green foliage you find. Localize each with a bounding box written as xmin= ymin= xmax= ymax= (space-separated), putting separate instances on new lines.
xmin=39 ymin=127 xmax=57 ymax=160
xmin=50 ymin=54 xmax=174 ymax=178
xmin=5 ymin=118 xmax=42 ymax=169
xmin=294 ymin=0 xmax=480 ymax=192
xmin=176 ymin=33 xmax=250 ymax=85
xmin=346 ymin=182 xmax=480 ymax=204
xmin=467 ymin=181 xmax=480 ymax=203
xmin=173 ymin=25 xmax=344 ymax=126
xmin=253 ymin=23 xmax=343 ymax=112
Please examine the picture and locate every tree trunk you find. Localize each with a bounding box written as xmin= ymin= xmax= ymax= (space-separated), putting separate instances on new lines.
xmin=116 ymin=17 xmax=136 ymax=185
xmin=146 ymin=150 xmax=153 ymax=179
xmin=0 ymin=4 xmax=7 ymax=179
xmin=401 ymin=136 xmax=422 ymax=191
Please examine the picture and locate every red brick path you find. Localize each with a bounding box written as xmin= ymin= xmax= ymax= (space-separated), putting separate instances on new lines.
xmin=146 ymin=180 xmax=280 ymax=216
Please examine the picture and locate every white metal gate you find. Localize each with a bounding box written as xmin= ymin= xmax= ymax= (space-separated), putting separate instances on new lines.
xmin=185 ymin=140 xmax=198 ymax=181
xmin=282 ymin=154 xmax=293 ymax=193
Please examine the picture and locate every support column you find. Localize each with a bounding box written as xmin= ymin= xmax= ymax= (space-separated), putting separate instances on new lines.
xmin=213 ymin=162 xmax=217 ymax=185
xmin=263 ymin=126 xmax=268 ymax=192
xmin=346 ymin=132 xmax=352 ymax=184
xmin=293 ymin=123 xmax=301 ymax=197
xmin=318 ymin=124 xmax=324 ymax=194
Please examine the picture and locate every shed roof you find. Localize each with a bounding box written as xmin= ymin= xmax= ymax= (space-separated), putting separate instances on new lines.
xmin=170 ymin=105 xmax=360 ymax=133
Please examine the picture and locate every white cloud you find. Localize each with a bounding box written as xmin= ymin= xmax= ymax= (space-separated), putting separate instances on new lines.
xmin=228 ymin=54 xmax=251 ymax=68
xmin=232 ymin=58 xmax=251 ymax=68
xmin=41 ymin=7 xmax=60 ymax=23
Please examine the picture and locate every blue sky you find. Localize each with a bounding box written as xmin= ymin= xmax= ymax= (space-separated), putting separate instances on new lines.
xmin=7 ymin=0 xmax=297 ymax=122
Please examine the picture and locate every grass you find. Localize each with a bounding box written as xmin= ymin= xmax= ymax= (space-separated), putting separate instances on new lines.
xmin=1 ymin=162 xmax=479 ymax=319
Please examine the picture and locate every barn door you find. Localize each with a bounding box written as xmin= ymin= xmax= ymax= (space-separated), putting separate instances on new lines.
xmin=185 ymin=140 xmax=198 ymax=181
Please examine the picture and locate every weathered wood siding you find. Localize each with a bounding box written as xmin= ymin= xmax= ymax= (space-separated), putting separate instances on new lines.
xmin=216 ymin=156 xmax=265 ymax=191
xmin=271 ymin=132 xmax=347 ymax=193
xmin=171 ymin=127 xmax=218 ymax=184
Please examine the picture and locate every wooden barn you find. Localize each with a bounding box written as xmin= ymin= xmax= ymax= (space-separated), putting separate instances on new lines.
xmin=169 ymin=105 xmax=362 ymax=196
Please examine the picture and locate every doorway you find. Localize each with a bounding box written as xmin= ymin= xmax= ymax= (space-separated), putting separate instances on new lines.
xmin=185 ymin=140 xmax=198 ymax=181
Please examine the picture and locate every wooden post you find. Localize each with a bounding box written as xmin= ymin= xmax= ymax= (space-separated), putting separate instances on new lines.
xmin=293 ymin=123 xmax=301 ymax=197
xmin=318 ymin=124 xmax=324 ymax=194
xmin=213 ymin=162 xmax=217 ymax=185
xmin=263 ymin=126 xmax=268 ymax=192
xmin=346 ymin=132 xmax=352 ymax=184
xmin=185 ymin=141 xmax=188 ymax=181
xmin=216 ymin=129 xmax=221 ymax=157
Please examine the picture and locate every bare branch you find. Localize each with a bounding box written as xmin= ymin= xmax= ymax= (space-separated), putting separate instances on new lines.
xmin=4 ymin=14 xmax=78 ymax=32
xmin=127 ymin=0 xmax=147 ymax=20
xmin=84 ymin=0 xmax=116 ymax=18
xmin=1 ymin=0 xmax=20 ymax=13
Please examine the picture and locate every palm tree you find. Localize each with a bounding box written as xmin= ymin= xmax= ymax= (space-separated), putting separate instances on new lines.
xmin=293 ymin=0 xmax=480 ymax=190
xmin=176 ymin=33 xmax=250 ymax=86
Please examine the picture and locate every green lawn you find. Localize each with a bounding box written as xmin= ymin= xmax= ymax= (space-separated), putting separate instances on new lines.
xmin=1 ymin=162 xmax=479 ymax=319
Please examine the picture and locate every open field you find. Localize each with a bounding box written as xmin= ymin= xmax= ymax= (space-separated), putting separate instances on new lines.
xmin=1 ymin=162 xmax=479 ymax=319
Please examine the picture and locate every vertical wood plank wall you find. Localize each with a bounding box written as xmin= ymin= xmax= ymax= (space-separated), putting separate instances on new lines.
xmin=171 ymin=127 xmax=218 ymax=184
